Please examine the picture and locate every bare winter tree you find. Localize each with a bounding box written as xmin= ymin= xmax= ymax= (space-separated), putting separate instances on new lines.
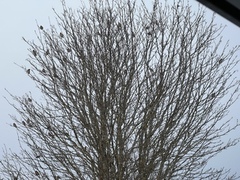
xmin=1 ymin=0 xmax=240 ymax=179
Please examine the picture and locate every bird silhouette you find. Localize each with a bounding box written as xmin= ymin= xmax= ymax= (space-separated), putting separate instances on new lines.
xmin=219 ymin=59 xmax=224 ymax=64
xmin=32 ymin=50 xmax=37 ymax=57
xmin=147 ymin=31 xmax=152 ymax=36
xmin=13 ymin=123 xmax=17 ymax=128
xmin=27 ymin=118 xmax=30 ymax=124
xmin=211 ymin=93 xmax=215 ymax=98
xmin=35 ymin=171 xmax=39 ymax=176
xmin=45 ymin=49 xmax=50 ymax=56
xmin=117 ymin=22 xmax=122 ymax=30
xmin=48 ymin=132 xmax=54 ymax=138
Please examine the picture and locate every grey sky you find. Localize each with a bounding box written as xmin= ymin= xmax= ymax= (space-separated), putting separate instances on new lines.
xmin=0 ymin=0 xmax=239 ymax=176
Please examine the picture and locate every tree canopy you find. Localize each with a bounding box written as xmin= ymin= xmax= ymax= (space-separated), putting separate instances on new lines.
xmin=1 ymin=0 xmax=240 ymax=179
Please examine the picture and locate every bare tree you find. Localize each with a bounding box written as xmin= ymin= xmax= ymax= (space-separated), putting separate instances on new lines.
xmin=1 ymin=0 xmax=240 ymax=179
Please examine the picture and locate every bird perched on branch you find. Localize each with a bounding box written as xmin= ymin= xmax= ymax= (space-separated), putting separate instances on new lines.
xmin=32 ymin=50 xmax=37 ymax=57
xmin=22 ymin=121 xmax=26 ymax=126
xmin=218 ymin=58 xmax=224 ymax=64
xmin=60 ymin=32 xmax=64 ymax=38
xmin=45 ymin=49 xmax=50 ymax=56
xmin=13 ymin=123 xmax=17 ymax=128
xmin=35 ymin=171 xmax=39 ymax=176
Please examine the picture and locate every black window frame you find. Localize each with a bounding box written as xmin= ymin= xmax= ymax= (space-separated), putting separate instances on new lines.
xmin=196 ymin=0 xmax=240 ymax=27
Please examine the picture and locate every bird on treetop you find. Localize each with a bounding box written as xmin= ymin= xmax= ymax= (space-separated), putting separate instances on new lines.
xmin=26 ymin=69 xmax=30 ymax=74
xmin=39 ymin=25 xmax=43 ymax=30
xmin=60 ymin=32 xmax=64 ymax=38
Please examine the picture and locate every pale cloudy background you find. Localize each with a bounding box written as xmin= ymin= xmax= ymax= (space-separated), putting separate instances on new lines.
xmin=0 ymin=0 xmax=239 ymax=176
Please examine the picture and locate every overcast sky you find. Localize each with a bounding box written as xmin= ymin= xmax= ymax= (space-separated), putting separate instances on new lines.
xmin=0 ymin=0 xmax=239 ymax=176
